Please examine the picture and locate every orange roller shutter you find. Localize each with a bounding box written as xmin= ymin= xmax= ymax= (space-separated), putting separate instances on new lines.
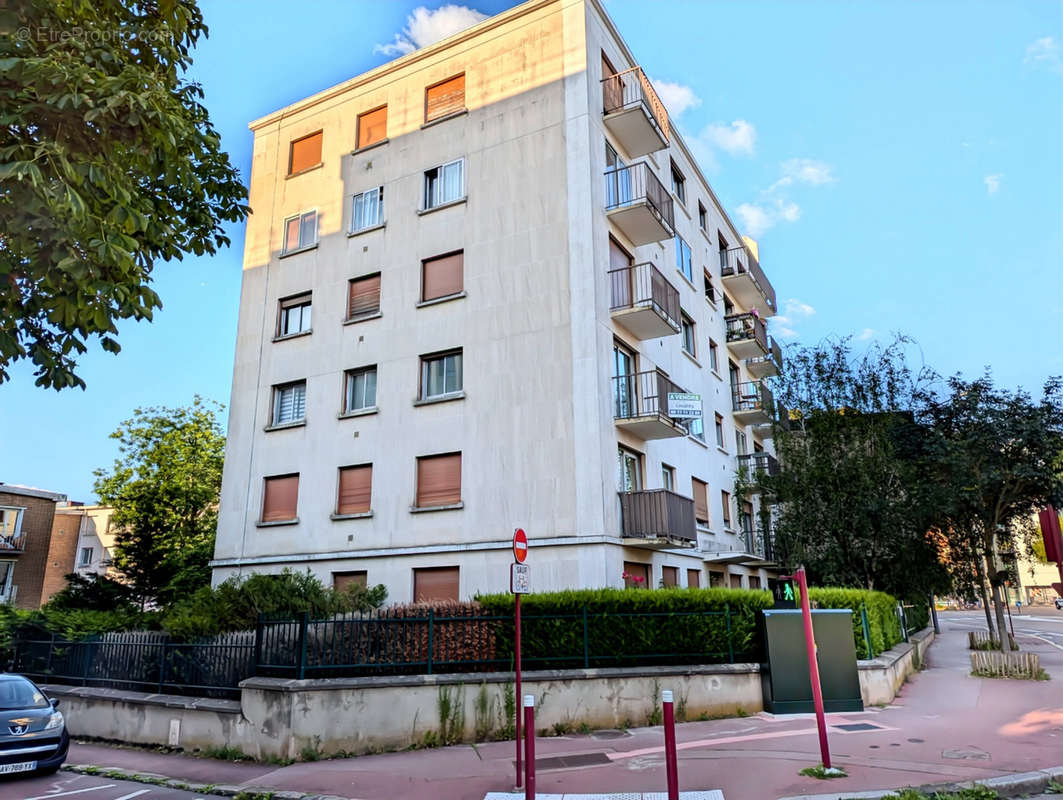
xmin=416 ymin=453 xmax=461 ymax=507
xmin=348 ymin=274 xmax=381 ymax=318
xmin=692 ymin=478 xmax=709 ymax=525
xmin=662 ymin=566 xmax=678 ymax=587
xmin=422 ymin=252 xmax=463 ymax=302
xmin=425 ymin=74 xmax=465 ymax=122
xmin=337 ymin=465 xmax=372 ymax=515
xmin=414 ymin=566 xmax=459 ymax=602
xmin=262 ymin=475 xmax=299 ymax=522
xmin=289 ymin=132 xmax=322 ymax=174
xmin=357 ymin=106 xmax=387 ymax=148
xmin=334 ymin=571 xmax=367 ymax=592
xmin=687 ymin=569 xmax=701 ymax=588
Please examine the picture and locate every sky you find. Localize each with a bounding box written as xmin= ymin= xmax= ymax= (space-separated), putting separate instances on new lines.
xmin=3 ymin=0 xmax=1061 ymax=502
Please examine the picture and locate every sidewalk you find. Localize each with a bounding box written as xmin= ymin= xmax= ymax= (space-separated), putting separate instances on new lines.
xmin=67 ymin=619 xmax=1063 ymax=800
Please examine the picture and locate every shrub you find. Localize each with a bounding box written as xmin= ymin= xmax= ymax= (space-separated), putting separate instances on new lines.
xmin=46 ymin=573 xmax=139 ymax=613
xmin=476 ymin=587 xmax=773 ymax=669
xmin=807 ymin=588 xmax=901 ymax=657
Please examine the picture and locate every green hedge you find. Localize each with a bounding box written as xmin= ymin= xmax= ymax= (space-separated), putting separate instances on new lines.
xmin=807 ymin=588 xmax=902 ymax=658
xmin=476 ymin=587 xmax=773 ymax=669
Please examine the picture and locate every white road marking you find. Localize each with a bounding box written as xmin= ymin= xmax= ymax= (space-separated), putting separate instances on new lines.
xmin=24 ymin=786 xmax=116 ymax=800
xmin=112 ymin=790 xmax=151 ymax=800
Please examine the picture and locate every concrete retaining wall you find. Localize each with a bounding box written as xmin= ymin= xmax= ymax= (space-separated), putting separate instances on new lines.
xmin=43 ymin=627 xmax=935 ymax=759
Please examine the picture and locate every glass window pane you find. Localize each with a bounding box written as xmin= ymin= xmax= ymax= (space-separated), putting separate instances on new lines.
xmin=363 ymin=369 xmax=376 ymax=407
xmin=285 ymin=217 xmax=300 ymax=251
xmin=443 ymin=160 xmax=463 ymax=202
xmin=444 ymin=353 xmax=462 ymax=393
xmin=427 ymin=358 xmax=444 ymax=397
xmin=300 ymin=212 xmax=317 ymax=247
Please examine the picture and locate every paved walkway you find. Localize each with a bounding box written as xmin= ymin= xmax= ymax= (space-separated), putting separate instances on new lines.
xmin=67 ymin=613 xmax=1063 ymax=800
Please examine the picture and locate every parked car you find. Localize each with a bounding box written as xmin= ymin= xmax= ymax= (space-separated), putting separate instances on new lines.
xmin=1055 ymin=596 xmax=1063 ymax=610
xmin=0 ymin=674 xmax=68 ymax=776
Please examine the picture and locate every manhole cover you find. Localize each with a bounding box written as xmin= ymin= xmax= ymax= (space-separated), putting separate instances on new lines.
xmin=834 ymin=722 xmax=882 ymax=731
xmin=943 ymin=747 xmax=991 ymax=761
xmin=592 ymin=729 xmax=632 ymax=739
xmin=525 ymin=752 xmax=611 ymax=771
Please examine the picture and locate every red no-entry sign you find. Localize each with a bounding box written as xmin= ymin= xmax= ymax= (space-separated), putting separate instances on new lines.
xmin=513 ymin=528 xmax=528 ymax=563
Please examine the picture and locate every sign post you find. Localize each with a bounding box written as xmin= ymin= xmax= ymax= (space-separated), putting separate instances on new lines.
xmin=510 ymin=528 xmax=529 ymax=788
xmin=785 ymin=566 xmax=832 ymax=769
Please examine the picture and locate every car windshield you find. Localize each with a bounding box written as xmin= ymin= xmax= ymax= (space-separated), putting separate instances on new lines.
xmin=0 ymin=676 xmax=48 ymax=710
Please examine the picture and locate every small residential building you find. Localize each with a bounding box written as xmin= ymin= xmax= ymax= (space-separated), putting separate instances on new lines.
xmin=54 ymin=504 xmax=118 ymax=578
xmin=0 ymin=483 xmax=70 ymax=608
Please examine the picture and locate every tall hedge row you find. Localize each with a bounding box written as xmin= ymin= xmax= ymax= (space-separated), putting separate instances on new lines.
xmin=808 ymin=588 xmax=908 ymax=658
xmin=476 ymin=588 xmax=774 ymax=668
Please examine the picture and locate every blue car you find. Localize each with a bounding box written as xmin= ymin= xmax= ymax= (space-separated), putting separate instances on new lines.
xmin=0 ymin=674 xmax=69 ymax=777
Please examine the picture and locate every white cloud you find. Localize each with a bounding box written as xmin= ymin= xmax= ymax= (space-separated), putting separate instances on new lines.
xmin=735 ymin=198 xmax=802 ymax=237
xmin=984 ymin=173 xmax=1003 ymax=195
xmin=701 ymin=120 xmax=756 ymax=156
xmin=1025 ymin=36 xmax=1061 ymax=70
xmin=772 ymin=299 xmax=817 ymax=340
xmin=734 ymin=158 xmax=834 ymax=237
xmin=781 ymin=158 xmax=835 ymax=186
xmin=857 ymin=328 xmax=876 ymax=341
xmin=375 ymin=4 xmax=487 ymax=57
xmin=651 ymin=79 xmax=701 ymax=117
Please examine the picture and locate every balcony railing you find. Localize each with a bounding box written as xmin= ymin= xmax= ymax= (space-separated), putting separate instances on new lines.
xmin=725 ymin=312 xmax=768 ymax=354
xmin=737 ymin=451 xmax=781 ymax=478
xmin=604 ymin=163 xmax=675 ymax=245
xmin=748 ymin=337 xmax=783 ymax=378
xmin=609 ymin=262 xmax=681 ymax=338
xmin=602 ymin=66 xmax=670 ymax=155
xmin=0 ymin=532 xmax=26 ymax=553
xmin=619 ymin=489 xmax=696 ymax=546
xmin=613 ymin=370 xmax=690 ymax=439
xmin=732 ymin=381 xmax=775 ymax=425
xmin=720 ymin=245 xmax=778 ymax=316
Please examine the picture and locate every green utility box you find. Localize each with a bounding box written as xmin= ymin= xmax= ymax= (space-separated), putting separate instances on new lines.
xmin=760 ymin=609 xmax=863 ymax=713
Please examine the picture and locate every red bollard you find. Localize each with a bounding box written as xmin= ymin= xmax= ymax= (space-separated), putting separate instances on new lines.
xmin=662 ymin=689 xmax=679 ymax=800
xmin=523 ymin=694 xmax=535 ymax=800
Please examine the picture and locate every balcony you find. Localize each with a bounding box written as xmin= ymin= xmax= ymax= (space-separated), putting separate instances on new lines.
xmin=754 ymin=400 xmax=791 ymax=438
xmin=0 ymin=531 xmax=26 ymax=553
xmin=737 ymin=452 xmax=781 ymax=479
xmin=605 ymin=163 xmax=674 ymax=246
xmin=703 ymin=525 xmax=777 ymax=565
xmin=725 ymin=312 xmax=769 ymax=359
xmin=732 ymin=381 xmax=774 ymax=426
xmin=609 ymin=263 xmax=681 ymax=339
xmin=601 ymin=66 xmax=670 ymax=157
xmin=720 ymin=245 xmax=777 ymax=317
xmin=613 ymin=370 xmax=691 ymax=440
xmin=747 ymin=337 xmax=783 ymax=379
xmin=619 ymin=489 xmax=696 ymax=549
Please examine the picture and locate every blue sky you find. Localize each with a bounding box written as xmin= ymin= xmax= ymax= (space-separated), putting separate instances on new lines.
xmin=3 ymin=0 xmax=1061 ymax=501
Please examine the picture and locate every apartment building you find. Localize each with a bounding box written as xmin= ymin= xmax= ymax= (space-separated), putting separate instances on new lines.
xmin=0 ymin=483 xmax=71 ymax=608
xmin=54 ymin=504 xmax=118 ymax=578
xmin=212 ymin=0 xmax=787 ymax=603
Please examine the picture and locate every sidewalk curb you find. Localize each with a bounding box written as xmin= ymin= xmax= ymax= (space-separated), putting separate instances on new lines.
xmin=776 ymin=765 xmax=1063 ymax=799
xmin=62 ymin=763 xmax=357 ymax=800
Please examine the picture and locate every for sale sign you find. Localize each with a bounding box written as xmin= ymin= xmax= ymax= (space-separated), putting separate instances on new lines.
xmin=667 ymin=392 xmax=702 ymax=418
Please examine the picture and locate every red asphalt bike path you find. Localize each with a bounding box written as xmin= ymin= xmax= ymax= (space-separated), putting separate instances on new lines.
xmin=65 ymin=613 xmax=1063 ymax=800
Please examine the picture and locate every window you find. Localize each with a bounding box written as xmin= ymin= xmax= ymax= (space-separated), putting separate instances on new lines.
xmin=730 ymin=574 xmax=743 ymax=589
xmin=715 ymin=413 xmax=725 ymax=447
xmin=423 ymin=159 xmax=464 ymax=209
xmin=347 ymin=274 xmax=381 ymax=320
xmin=749 ymin=575 xmax=762 ymax=590
xmin=283 ymin=210 xmax=317 ymax=253
xmin=661 ymin=464 xmax=675 ymax=492
xmin=709 ymin=571 xmax=724 ymax=587
xmin=623 ymin=561 xmax=649 ymax=589
xmin=0 ymin=508 xmax=22 ymax=543
xmin=288 ymin=131 xmax=322 ymax=175
xmin=670 ymin=161 xmax=685 ymax=203
xmin=741 ymin=500 xmax=754 ymax=538
xmin=336 ymin=465 xmax=372 ymax=515
xmin=617 ymin=447 xmax=641 ymax=492
xmin=78 ymin=547 xmax=93 ymax=567
xmin=704 ymin=270 xmax=716 ymax=305
xmin=425 ymin=74 xmax=465 ymax=123
xmin=721 ymin=490 xmax=732 ymax=528
xmin=687 ymin=569 xmax=701 ymax=588
xmin=612 ymin=340 xmax=636 ymax=418
xmin=686 ymin=416 xmax=705 ymax=441
xmin=334 ymin=571 xmax=367 ymax=592
xmin=0 ymin=561 xmax=13 ymax=600
xmin=736 ymin=430 xmax=748 ymax=455
xmin=344 ymin=366 xmax=377 ymax=413
xmin=681 ymin=314 xmax=695 ymax=356
xmin=662 ymin=566 xmax=679 ymax=587
xmin=692 ymin=478 xmax=709 ymax=526
xmin=709 ymin=339 xmax=719 ymax=372
xmin=420 ymin=350 xmax=463 ymax=400
xmin=415 ymin=453 xmax=462 ymax=508
xmin=278 ymin=293 xmax=312 ymax=337
xmin=414 ymin=566 xmax=460 ymax=602
xmin=674 ymin=235 xmax=693 ymax=282
xmin=421 ymin=251 xmax=464 ymax=302
xmin=356 ymin=106 xmax=387 ymax=149
xmin=272 ymin=381 xmax=306 ymax=425
xmin=698 ymin=202 xmax=707 ymax=230
xmin=351 ymin=187 xmax=384 ymax=232
xmin=718 ymin=233 xmax=730 ymax=268
xmin=262 ymin=474 xmax=299 ymax=523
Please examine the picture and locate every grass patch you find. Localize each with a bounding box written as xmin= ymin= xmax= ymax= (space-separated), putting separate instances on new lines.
xmin=879 ymin=785 xmax=998 ymax=799
xmin=799 ymin=765 xmax=847 ymax=779
xmin=200 ymin=745 xmax=253 ymax=762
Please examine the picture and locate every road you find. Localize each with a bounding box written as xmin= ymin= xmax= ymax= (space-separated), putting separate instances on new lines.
xmin=0 ymin=770 xmax=212 ymax=800
xmin=938 ymin=606 xmax=1063 ymax=648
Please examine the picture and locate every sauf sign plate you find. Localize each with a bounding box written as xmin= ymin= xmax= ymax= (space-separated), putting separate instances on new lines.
xmin=511 ymin=563 xmax=530 ymax=594
xmin=667 ymin=392 xmax=702 ymax=418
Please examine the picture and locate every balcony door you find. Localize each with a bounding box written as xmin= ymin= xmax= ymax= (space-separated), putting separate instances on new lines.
xmin=612 ymin=340 xmax=635 ymax=418
xmin=605 ymin=143 xmax=631 ymax=207
xmin=617 ymin=447 xmax=641 ymax=493
xmin=610 ymin=236 xmax=633 ymax=308
xmin=602 ymin=53 xmax=621 ymax=111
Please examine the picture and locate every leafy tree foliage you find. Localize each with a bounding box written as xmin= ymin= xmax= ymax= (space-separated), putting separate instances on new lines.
xmin=93 ymin=397 xmax=225 ymax=607
xmin=46 ymin=572 xmax=139 ymax=613
xmin=0 ymin=0 xmax=248 ymax=389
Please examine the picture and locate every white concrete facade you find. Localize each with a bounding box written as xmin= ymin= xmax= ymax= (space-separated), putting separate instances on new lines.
xmin=212 ymin=0 xmax=784 ymax=603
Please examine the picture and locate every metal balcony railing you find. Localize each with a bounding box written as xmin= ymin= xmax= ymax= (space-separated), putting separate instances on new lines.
xmin=601 ymin=66 xmax=670 ymax=144
xmin=609 ymin=262 xmax=681 ymax=331
xmin=0 ymin=531 xmax=26 ymax=552
xmin=604 ymin=162 xmax=675 ymax=233
xmin=619 ymin=489 xmax=696 ymax=545
xmin=613 ymin=370 xmax=686 ymax=423
xmin=725 ymin=312 xmax=768 ymax=351
xmin=737 ymin=452 xmax=781 ymax=477
xmin=732 ymin=381 xmax=775 ymax=415
xmin=720 ymin=245 xmax=778 ymax=315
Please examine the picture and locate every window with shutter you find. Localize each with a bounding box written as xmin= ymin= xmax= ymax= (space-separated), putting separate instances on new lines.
xmin=425 ymin=74 xmax=465 ymax=122
xmin=347 ymin=274 xmax=381 ymax=319
xmin=415 ymin=453 xmax=461 ymax=508
xmin=413 ymin=566 xmax=460 ymax=602
xmin=351 ymin=187 xmax=384 ymax=232
xmin=622 ymin=561 xmax=649 ymax=589
xmin=662 ymin=566 xmax=678 ymax=587
xmin=721 ymin=490 xmax=732 ymax=527
xmin=336 ymin=465 xmax=372 ymax=515
xmin=333 ymin=571 xmax=367 ymax=592
xmin=357 ymin=106 xmax=387 ymax=149
xmin=288 ymin=131 xmax=322 ymax=175
xmin=421 ymin=251 xmax=463 ymax=302
xmin=687 ymin=569 xmax=701 ymax=588
xmin=272 ymin=381 xmax=306 ymax=425
xmin=692 ymin=478 xmax=709 ymax=526
xmin=262 ymin=474 xmax=299 ymax=522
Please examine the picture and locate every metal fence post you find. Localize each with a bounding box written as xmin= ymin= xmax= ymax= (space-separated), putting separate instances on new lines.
xmin=860 ymin=606 xmax=873 ymax=659
xmin=297 ymin=611 xmax=309 ymax=680
xmin=253 ymin=614 xmax=264 ymax=677
xmin=158 ymin=643 xmax=167 ymax=693
xmin=80 ymin=642 xmax=90 ymax=687
xmin=724 ymin=604 xmax=734 ymax=663
xmin=427 ymin=609 xmax=434 ymax=675
xmin=582 ymin=605 xmax=590 ymax=669
xmin=897 ymin=603 xmax=909 ymax=643
xmin=44 ymin=633 xmax=55 ymax=674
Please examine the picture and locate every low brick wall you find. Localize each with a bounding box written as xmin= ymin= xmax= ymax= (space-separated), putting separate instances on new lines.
xmin=857 ymin=626 xmax=935 ymax=706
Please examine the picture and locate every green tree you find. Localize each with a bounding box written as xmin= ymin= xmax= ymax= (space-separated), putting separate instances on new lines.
xmin=0 ymin=0 xmax=248 ymax=390
xmin=750 ymin=336 xmax=951 ymax=598
xmin=922 ymin=375 xmax=1063 ymax=648
xmin=93 ymin=397 xmax=225 ymax=607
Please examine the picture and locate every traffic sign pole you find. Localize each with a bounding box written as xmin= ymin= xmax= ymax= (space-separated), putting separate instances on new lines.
xmin=514 ymin=589 xmax=522 ymax=788
xmin=511 ymin=528 xmax=528 ymax=789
